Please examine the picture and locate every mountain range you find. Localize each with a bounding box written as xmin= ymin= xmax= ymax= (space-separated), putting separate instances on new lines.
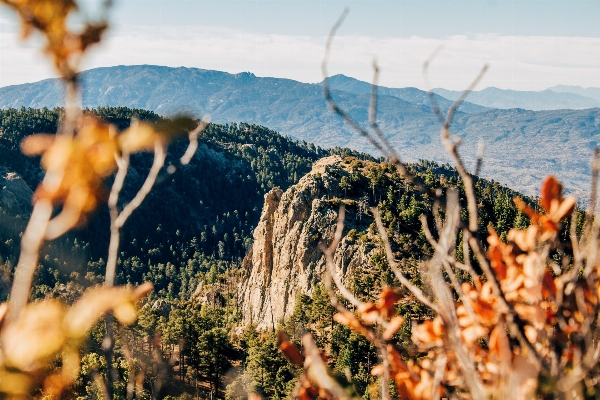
xmin=433 ymin=86 xmax=600 ymax=111
xmin=0 ymin=65 xmax=599 ymax=202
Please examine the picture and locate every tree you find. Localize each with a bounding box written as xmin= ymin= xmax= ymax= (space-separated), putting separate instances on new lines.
xmin=196 ymin=327 xmax=236 ymax=394
xmin=339 ymin=175 xmax=351 ymax=197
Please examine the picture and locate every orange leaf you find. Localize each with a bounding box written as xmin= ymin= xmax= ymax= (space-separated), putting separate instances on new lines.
xmin=277 ymin=331 xmax=304 ymax=365
xmin=514 ymin=197 xmax=541 ymax=224
xmin=20 ymin=134 xmax=55 ymax=156
xmin=540 ymin=176 xmax=562 ymax=212
xmin=379 ymin=287 xmax=402 ymax=319
xmin=383 ymin=315 xmax=405 ymax=341
xmin=488 ymin=325 xmax=511 ymax=362
xmin=333 ymin=311 xmax=371 ymax=337
xmin=541 ymin=271 xmax=557 ymax=299
xmin=487 ymin=227 xmax=507 ymax=280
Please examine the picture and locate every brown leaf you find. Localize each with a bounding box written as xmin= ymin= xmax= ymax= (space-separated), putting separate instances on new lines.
xmin=487 ymin=227 xmax=508 ymax=280
xmin=540 ymin=176 xmax=562 ymax=212
xmin=20 ymin=134 xmax=55 ymax=156
xmin=118 ymin=120 xmax=161 ymax=153
xmin=357 ymin=302 xmax=379 ymax=325
xmin=488 ymin=325 xmax=511 ymax=362
xmin=277 ymin=331 xmax=304 ymax=365
xmin=1 ymin=300 xmax=66 ymax=372
xmin=379 ymin=287 xmax=402 ymax=319
xmin=412 ymin=317 xmax=445 ymax=348
xmin=514 ymin=197 xmax=540 ymax=224
xmin=541 ymin=270 xmax=557 ymax=299
xmin=0 ymin=370 xmax=33 ymax=395
xmin=64 ymin=283 xmax=152 ymax=338
xmin=118 ymin=116 xmax=197 ymax=153
xmin=333 ymin=311 xmax=371 ymax=337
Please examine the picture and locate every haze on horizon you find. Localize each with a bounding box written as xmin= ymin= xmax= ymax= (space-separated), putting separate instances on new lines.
xmin=1 ymin=0 xmax=600 ymax=91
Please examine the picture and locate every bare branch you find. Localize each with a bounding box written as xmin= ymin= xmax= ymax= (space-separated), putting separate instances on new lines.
xmin=320 ymin=205 xmax=362 ymax=309
xmin=6 ymin=199 xmax=54 ymax=322
xmin=425 ymin=189 xmax=486 ymax=400
xmin=427 ymin=191 xmax=486 ymax=399
xmin=106 ymin=140 xmax=165 ymax=286
xmin=423 ymin=48 xmax=488 ymax=234
xmin=462 ymin=228 xmax=481 ymax=288
xmin=115 ymin=141 xmax=166 ymax=229
xmin=302 ymin=333 xmax=361 ymax=400
xmin=369 ymin=60 xmax=400 ymax=163
xmin=322 ymin=9 xmax=393 ymax=161
xmin=92 ymin=370 xmax=111 ymax=400
xmin=431 ymin=354 xmax=447 ymax=400
xmin=322 ymin=9 xmax=427 ymax=194
xmin=422 ymin=44 xmax=446 ymax=125
xmin=373 ymin=208 xmax=439 ymax=312
xmin=443 ymin=64 xmax=488 ymax=129
xmin=180 ymin=117 xmax=210 ymax=166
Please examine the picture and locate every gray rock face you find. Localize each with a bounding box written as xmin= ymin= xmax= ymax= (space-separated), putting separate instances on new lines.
xmin=240 ymin=156 xmax=370 ymax=329
xmin=0 ymin=168 xmax=33 ymax=215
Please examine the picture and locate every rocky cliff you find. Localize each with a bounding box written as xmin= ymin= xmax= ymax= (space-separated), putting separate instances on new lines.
xmin=240 ymin=155 xmax=374 ymax=329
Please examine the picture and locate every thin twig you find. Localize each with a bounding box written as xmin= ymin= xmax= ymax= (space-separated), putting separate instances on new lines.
xmin=322 ymin=9 xmax=426 ymax=194
xmin=322 ymin=9 xmax=391 ymax=160
xmin=423 ymin=48 xmax=488 ymax=234
xmin=462 ymin=228 xmax=481 ymax=288
xmin=373 ymin=208 xmax=439 ymax=312
xmin=431 ymin=354 xmax=447 ymax=400
xmin=369 ymin=60 xmax=400 ymax=162
xmin=320 ymin=205 xmax=362 ymax=309
xmin=105 ymin=152 xmax=130 ymax=287
xmin=115 ymin=141 xmax=166 ymax=229
xmin=92 ymin=370 xmax=111 ymax=400
xmin=303 ymin=333 xmax=361 ymax=400
xmin=422 ymin=44 xmax=445 ymax=125
xmin=180 ymin=118 xmax=210 ymax=166
xmin=425 ymin=190 xmax=486 ymax=400
xmin=320 ymin=206 xmax=392 ymax=400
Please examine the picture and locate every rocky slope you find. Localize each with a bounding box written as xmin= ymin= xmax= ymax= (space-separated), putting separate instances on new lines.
xmin=240 ymin=156 xmax=374 ymax=329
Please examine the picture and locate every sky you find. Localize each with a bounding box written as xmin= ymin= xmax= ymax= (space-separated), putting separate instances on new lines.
xmin=1 ymin=0 xmax=600 ymax=90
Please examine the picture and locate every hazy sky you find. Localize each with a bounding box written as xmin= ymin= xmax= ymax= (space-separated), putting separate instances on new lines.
xmin=1 ymin=0 xmax=600 ymax=90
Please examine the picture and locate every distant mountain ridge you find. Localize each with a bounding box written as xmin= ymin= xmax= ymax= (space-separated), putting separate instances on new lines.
xmin=549 ymin=85 xmax=600 ymax=102
xmin=434 ymin=86 xmax=600 ymax=111
xmin=321 ymin=74 xmax=490 ymax=114
xmin=1 ymin=64 xmax=600 ymax=203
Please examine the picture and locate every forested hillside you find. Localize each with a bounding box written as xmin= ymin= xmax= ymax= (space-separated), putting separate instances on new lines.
xmin=0 ymin=107 xmax=374 ymax=299
xmin=0 ymin=107 xmax=573 ymax=398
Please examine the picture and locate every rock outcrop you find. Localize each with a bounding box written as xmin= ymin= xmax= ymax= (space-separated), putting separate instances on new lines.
xmin=0 ymin=167 xmax=33 ymax=216
xmin=241 ymin=156 xmax=373 ymax=329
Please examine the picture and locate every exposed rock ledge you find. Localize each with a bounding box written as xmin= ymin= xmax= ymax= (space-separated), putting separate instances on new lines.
xmin=0 ymin=167 xmax=33 ymax=216
xmin=240 ymin=155 xmax=372 ymax=329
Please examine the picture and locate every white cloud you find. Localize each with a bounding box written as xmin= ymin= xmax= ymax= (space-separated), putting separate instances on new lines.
xmin=2 ymin=22 xmax=600 ymax=91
